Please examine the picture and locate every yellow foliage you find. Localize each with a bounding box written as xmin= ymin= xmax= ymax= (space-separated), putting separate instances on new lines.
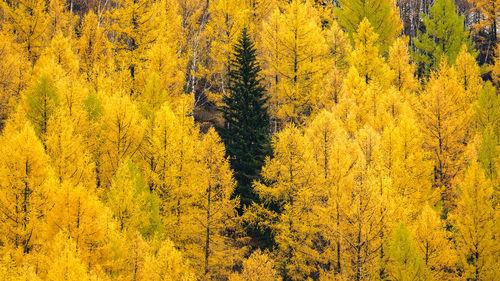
xmin=46 ymin=0 xmax=77 ymax=40
xmin=388 ymin=37 xmax=418 ymax=93
xmin=0 ymin=1 xmax=497 ymax=280
xmin=305 ymin=110 xmax=362 ymax=278
xmin=382 ymin=114 xmax=435 ymax=217
xmin=45 ymin=233 xmax=89 ymax=281
xmin=320 ymin=22 xmax=352 ymax=107
xmin=455 ymin=44 xmax=482 ymax=104
xmin=193 ymin=128 xmax=243 ymax=278
xmin=46 ymin=113 xmax=96 ymax=187
xmin=229 ymin=250 xmax=281 ymax=281
xmin=349 ymin=18 xmax=393 ymax=87
xmin=106 ymin=0 xmax=162 ymax=94
xmin=145 ymin=0 xmax=186 ymax=96
xmin=260 ymin=0 xmax=328 ymax=125
xmin=77 ymin=11 xmax=114 ymax=91
xmin=0 ymin=32 xmax=29 ymax=128
xmin=99 ymin=94 xmax=146 ymax=186
xmin=144 ymin=239 xmax=196 ymax=281
xmin=202 ymin=0 xmax=248 ymax=103
xmin=0 ymin=122 xmax=54 ymax=254
xmin=46 ymin=182 xmax=113 ymax=271
xmin=147 ymin=103 xmax=199 ymax=231
xmin=0 ymin=0 xmax=48 ymax=62
xmin=256 ymin=125 xmax=324 ymax=279
xmin=417 ymin=61 xmax=469 ymax=208
xmin=451 ymin=162 xmax=498 ymax=280
xmin=412 ymin=205 xmax=456 ymax=280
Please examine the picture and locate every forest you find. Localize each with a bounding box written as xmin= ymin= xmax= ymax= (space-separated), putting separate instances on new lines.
xmin=0 ymin=0 xmax=498 ymax=280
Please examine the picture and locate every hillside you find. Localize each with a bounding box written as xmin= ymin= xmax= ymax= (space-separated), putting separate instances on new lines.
xmin=0 ymin=0 xmax=498 ymax=280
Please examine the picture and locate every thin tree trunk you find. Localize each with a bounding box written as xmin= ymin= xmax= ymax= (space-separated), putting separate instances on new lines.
xmin=204 ymin=184 xmax=212 ymax=276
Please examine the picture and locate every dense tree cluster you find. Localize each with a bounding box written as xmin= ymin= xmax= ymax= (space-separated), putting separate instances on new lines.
xmin=0 ymin=0 xmax=498 ymax=280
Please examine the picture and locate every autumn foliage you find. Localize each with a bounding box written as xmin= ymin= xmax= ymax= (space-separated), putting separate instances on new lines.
xmin=0 ymin=0 xmax=498 ymax=280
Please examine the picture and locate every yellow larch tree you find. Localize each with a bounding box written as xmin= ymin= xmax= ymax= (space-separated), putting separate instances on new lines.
xmin=258 ymin=7 xmax=282 ymax=131
xmin=201 ymin=0 xmax=247 ymax=103
xmin=34 ymin=32 xmax=92 ymax=137
xmin=46 ymin=0 xmax=77 ymax=40
xmin=388 ymin=37 xmax=418 ymax=93
xmin=255 ymin=125 xmax=322 ymax=280
xmin=260 ymin=0 xmax=328 ymax=125
xmin=320 ymin=21 xmax=352 ymax=107
xmin=146 ymin=104 xmax=242 ymax=279
xmin=344 ymin=19 xmax=396 ymax=132
xmin=194 ymin=128 xmax=242 ymax=279
xmin=344 ymin=126 xmax=394 ymax=280
xmin=381 ymin=114 xmax=435 ymax=220
xmin=244 ymin=0 xmax=278 ymax=31
xmin=364 ymin=85 xmax=399 ymax=132
xmin=339 ymin=66 xmax=395 ymax=133
xmin=417 ymin=61 xmax=468 ymax=209
xmin=0 ymin=250 xmax=39 ymax=281
xmin=454 ymin=44 xmax=483 ymax=161
xmin=77 ymin=11 xmax=114 ymax=92
xmin=229 ymin=250 xmax=281 ymax=281
xmin=146 ymin=0 xmax=186 ymax=96
xmin=45 ymin=112 xmax=95 ymax=187
xmin=412 ymin=204 xmax=456 ymax=280
xmin=348 ymin=18 xmax=393 ymax=87
xmin=0 ymin=122 xmax=54 ymax=254
xmin=137 ymin=72 xmax=191 ymax=122
xmin=0 ymin=31 xmax=29 ymax=130
xmin=337 ymin=66 xmax=366 ymax=134
xmin=44 ymin=233 xmax=89 ymax=281
xmin=0 ymin=0 xmax=48 ymax=63
xmin=136 ymin=75 xmax=170 ymax=187
xmin=305 ymin=110 xmax=362 ymax=278
xmin=455 ymin=45 xmax=482 ymax=103
xmin=143 ymin=239 xmax=196 ymax=281
xmin=106 ymin=0 xmax=161 ymax=95
xmin=38 ymin=33 xmax=85 ymax=117
xmin=451 ymin=162 xmax=498 ymax=281
xmin=45 ymin=182 xmax=114 ymax=273
xmin=106 ymin=160 xmax=162 ymax=237
xmin=99 ymin=93 xmax=146 ymax=187
xmin=324 ymin=21 xmax=352 ymax=71
xmin=120 ymin=231 xmax=149 ymax=281
xmin=77 ymin=91 xmax=106 ymax=190
xmin=146 ymin=102 xmax=200 ymax=241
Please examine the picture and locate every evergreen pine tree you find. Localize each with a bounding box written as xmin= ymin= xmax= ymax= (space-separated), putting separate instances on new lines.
xmin=219 ymin=27 xmax=270 ymax=207
xmin=413 ymin=0 xmax=475 ymax=78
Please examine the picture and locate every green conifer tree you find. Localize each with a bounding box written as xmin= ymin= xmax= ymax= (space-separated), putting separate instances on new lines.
xmin=219 ymin=27 xmax=270 ymax=207
xmin=413 ymin=0 xmax=475 ymax=77
xmin=387 ymin=224 xmax=429 ymax=281
xmin=475 ymin=81 xmax=500 ymax=137
xmin=475 ymin=81 xmax=500 ymax=179
xmin=333 ymin=0 xmax=402 ymax=53
xmin=478 ymin=125 xmax=499 ymax=180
